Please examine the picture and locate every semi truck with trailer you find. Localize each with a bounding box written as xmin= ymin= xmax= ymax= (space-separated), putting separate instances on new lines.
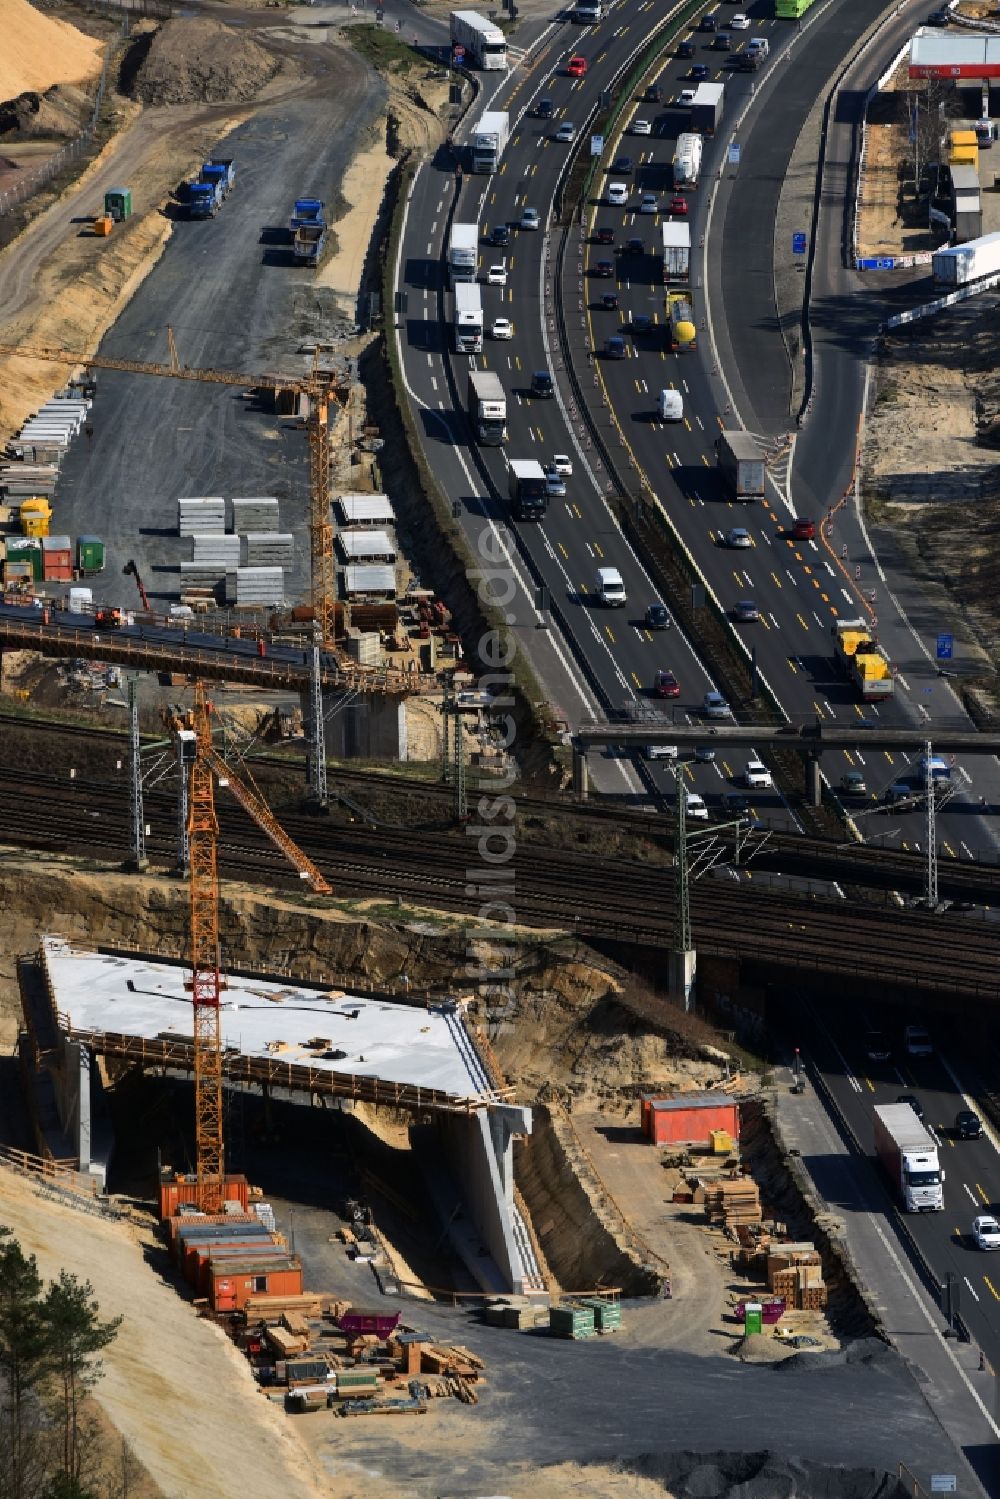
xmin=715 ymin=430 xmax=764 ymax=500
xmin=667 ymin=291 xmax=697 ymax=351
xmin=690 ymin=82 xmax=724 ymax=137
xmin=467 ymin=369 xmax=507 ymax=445
xmin=832 ymin=618 xmax=894 ymax=702
xmin=449 ymin=9 xmax=507 ymax=67
xmin=874 ymin=1104 xmax=945 ymax=1211
xmin=932 ymin=231 xmax=1000 ymax=287
xmin=672 ymin=132 xmax=703 ymax=190
xmin=508 ymin=460 xmax=548 ymax=520
xmin=452 ymin=281 xmax=484 ymax=353
xmin=661 ymin=221 xmax=691 ymax=283
xmin=448 ymin=222 xmax=480 ymax=284
xmin=471 ymin=110 xmax=510 ymax=173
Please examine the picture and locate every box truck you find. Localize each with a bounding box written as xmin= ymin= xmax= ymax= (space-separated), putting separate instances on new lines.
xmin=452 ymin=281 xmax=484 ymax=353
xmin=715 ymin=431 xmax=764 ymax=500
xmin=690 ymin=82 xmax=724 ymax=137
xmin=932 ymin=230 xmax=1000 ymax=286
xmin=508 ymin=459 xmax=548 ymax=520
xmin=467 ymin=369 xmax=507 ymax=445
xmin=448 ymin=221 xmax=480 ymax=283
xmin=874 ymin=1103 xmax=944 ymax=1212
xmin=661 ymin=221 xmax=691 ymax=282
xmin=471 ymin=110 xmax=510 ymax=173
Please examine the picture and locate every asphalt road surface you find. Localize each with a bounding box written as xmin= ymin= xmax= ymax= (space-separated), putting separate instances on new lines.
xmin=50 ymin=48 xmax=387 ymax=611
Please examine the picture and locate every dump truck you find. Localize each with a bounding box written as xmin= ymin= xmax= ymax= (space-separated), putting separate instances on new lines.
xmin=672 ymin=131 xmax=703 ymax=190
xmin=294 ymin=223 xmax=325 ymax=266
xmin=715 ymin=430 xmax=764 ymax=501
xmin=690 ymin=82 xmax=724 ymax=137
xmin=471 ymin=110 xmax=510 ymax=173
xmin=187 ymin=178 xmax=222 ymax=219
xmin=448 ymin=221 xmax=480 ymax=284
xmin=661 ymin=221 xmax=691 ymax=283
xmin=467 ymin=369 xmax=507 ymax=445
xmin=667 ymin=291 xmax=696 ymax=351
xmin=874 ymin=1103 xmax=944 ymax=1212
xmin=832 ymin=618 xmax=894 ymax=701
xmin=508 ymin=459 xmax=548 ymax=520
xmin=201 ymin=159 xmax=236 ymax=199
xmin=290 ymin=198 xmax=325 ymax=232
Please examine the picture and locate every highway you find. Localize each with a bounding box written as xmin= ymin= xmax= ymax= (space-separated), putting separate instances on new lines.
xmin=806 ymin=1002 xmax=1000 ymax=1395
xmin=395 ymin=0 xmax=1000 ymax=872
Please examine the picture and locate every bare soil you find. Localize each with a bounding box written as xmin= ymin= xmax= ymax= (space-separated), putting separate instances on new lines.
xmin=128 ymin=17 xmax=283 ymax=106
xmin=855 ymin=83 xmax=937 ymax=260
xmin=0 ymin=0 xmax=103 ymax=99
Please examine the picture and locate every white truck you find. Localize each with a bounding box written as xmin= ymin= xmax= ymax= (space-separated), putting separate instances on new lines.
xmin=874 ymin=1104 xmax=945 ymax=1212
xmin=716 ymin=430 xmax=765 ymax=501
xmin=467 ymin=369 xmax=507 ymax=445
xmin=449 ymin=9 xmax=507 ymax=68
xmin=453 ymin=281 xmax=484 ymax=354
xmin=448 ymin=221 xmax=479 ymax=284
xmin=672 ymin=132 xmax=703 ymax=191
xmin=661 ymin=221 xmax=691 ymax=283
xmin=471 ymin=110 xmax=510 ymax=174
xmin=690 ymin=81 xmax=724 ymax=136
xmin=932 ymin=230 xmax=1000 ymax=286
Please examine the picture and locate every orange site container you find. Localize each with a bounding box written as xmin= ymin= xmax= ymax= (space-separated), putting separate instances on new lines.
xmin=208 ymin=1257 xmax=303 ymax=1313
xmin=158 ymin=1173 xmax=249 ymax=1221
xmin=93 ymin=216 xmax=113 ymax=236
xmin=640 ymin=1093 xmax=740 ymax=1147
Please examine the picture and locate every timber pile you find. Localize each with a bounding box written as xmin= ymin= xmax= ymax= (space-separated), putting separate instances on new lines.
xmin=767 ymin=1244 xmax=828 ymax=1310
xmin=420 ymin=1342 xmax=485 ymax=1379
xmin=245 ymin=1292 xmax=323 ymax=1321
xmin=704 ymin=1178 xmax=762 ymax=1228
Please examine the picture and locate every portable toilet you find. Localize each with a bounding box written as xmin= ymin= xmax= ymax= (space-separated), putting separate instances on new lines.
xmin=104 ymin=187 xmax=132 ymax=222
xmin=20 ymin=498 xmax=51 ymax=537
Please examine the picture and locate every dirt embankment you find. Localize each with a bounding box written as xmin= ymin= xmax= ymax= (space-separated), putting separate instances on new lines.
xmin=128 ymin=17 xmax=283 ymax=106
xmin=0 ymin=0 xmax=103 ymax=99
xmin=864 ymin=311 xmax=1000 ymax=671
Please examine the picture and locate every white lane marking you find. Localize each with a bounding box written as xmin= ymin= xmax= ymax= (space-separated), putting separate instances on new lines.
xmin=964 ymin=1276 xmax=981 ymax=1303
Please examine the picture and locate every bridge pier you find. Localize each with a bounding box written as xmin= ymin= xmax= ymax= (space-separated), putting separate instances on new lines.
xmin=805 ymin=752 xmax=822 ymax=807
xmin=668 ymin=948 xmax=697 ymax=1011
xmin=572 ymin=746 xmax=589 ymax=800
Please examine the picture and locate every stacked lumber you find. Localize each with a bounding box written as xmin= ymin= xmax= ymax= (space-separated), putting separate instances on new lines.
xmin=245 ymin=1292 xmax=323 ymax=1322
xmin=704 ymin=1178 xmax=762 ymax=1228
xmin=767 ymin=1244 xmax=827 ymax=1310
xmin=419 ymin=1343 xmax=485 ymax=1379
xmin=266 ymin=1324 xmax=309 ymax=1358
xmin=281 ymin=1310 xmax=311 ymax=1338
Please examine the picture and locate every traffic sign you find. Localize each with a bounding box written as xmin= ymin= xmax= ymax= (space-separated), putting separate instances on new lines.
xmin=727 ymin=142 xmax=741 ymax=166
xmin=936 ymin=632 xmax=954 ymax=660
xmin=792 ymin=231 xmax=807 ymax=254
xmin=931 ymin=1479 xmax=956 ymax=1494
xmin=590 ymin=134 xmax=604 ymax=156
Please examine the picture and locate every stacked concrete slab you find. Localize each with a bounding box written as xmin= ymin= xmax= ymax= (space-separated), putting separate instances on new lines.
xmin=180 ymin=562 xmax=221 ymax=591
xmin=231 ymin=496 xmax=279 ymax=534
xmin=178 ymin=497 xmax=225 ymax=537
xmin=337 ymin=529 xmax=396 ymax=562
xmin=192 ymin=534 xmax=241 ymax=567
xmin=229 ymin=567 xmax=285 ymax=606
xmin=245 ymin=533 xmax=294 ymax=567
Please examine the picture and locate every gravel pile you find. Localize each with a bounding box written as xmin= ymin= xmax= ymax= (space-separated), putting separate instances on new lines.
xmin=627 ymin=1451 xmax=911 ymax=1498
xmin=730 ymin=1332 xmax=796 ymax=1364
xmin=131 ymin=18 xmax=280 ymax=106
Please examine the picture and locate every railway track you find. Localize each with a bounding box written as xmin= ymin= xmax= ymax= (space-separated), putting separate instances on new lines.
xmin=3 ymin=766 xmax=997 ymax=1000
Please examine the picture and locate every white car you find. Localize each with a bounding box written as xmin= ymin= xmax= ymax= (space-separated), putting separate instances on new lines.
xmin=639 ymin=193 xmax=659 ymax=214
xmin=730 ymin=12 xmax=750 ymax=27
xmin=727 ymin=527 xmax=752 ymax=549
xmin=744 ymin=758 xmax=772 ymax=790
xmin=555 ymin=121 xmax=577 ymax=142
xmin=974 ymin=1215 xmax=1000 ymax=1251
xmin=632 ymin=118 xmax=652 ymax=136
xmin=491 ymin=317 xmax=513 ymax=339
xmin=520 ymin=207 xmax=540 ymax=230
xmin=686 ymin=792 xmax=709 ymax=821
xmin=487 ymin=262 xmax=507 ymax=286
xmin=552 ymin=453 xmax=573 ymax=475
xmin=679 ymin=88 xmax=697 ymax=106
xmin=607 ymin=182 xmax=629 ymax=206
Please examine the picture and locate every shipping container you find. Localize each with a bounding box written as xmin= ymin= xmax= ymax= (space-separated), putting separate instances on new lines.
xmin=158 ymin=1172 xmax=249 ymax=1221
xmin=208 ymin=1256 xmax=302 ymax=1312
xmin=76 ymin=535 xmax=105 ymax=573
xmin=41 ymin=534 xmax=72 ymax=582
xmin=6 ymin=538 xmax=43 ymax=582
xmin=640 ymin=1093 xmax=740 ymax=1146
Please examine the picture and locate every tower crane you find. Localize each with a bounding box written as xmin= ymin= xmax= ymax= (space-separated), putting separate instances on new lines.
xmin=169 ymin=682 xmax=332 ymax=1208
xmin=0 ymin=330 xmax=348 ymax=647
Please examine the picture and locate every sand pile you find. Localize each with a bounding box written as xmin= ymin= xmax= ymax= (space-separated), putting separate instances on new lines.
xmin=130 ymin=18 xmax=281 ymax=106
xmin=0 ymin=0 xmax=102 ymax=99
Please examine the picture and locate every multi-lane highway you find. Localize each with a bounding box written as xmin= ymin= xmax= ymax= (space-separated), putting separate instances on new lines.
xmin=395 ymin=0 xmax=1000 ymax=868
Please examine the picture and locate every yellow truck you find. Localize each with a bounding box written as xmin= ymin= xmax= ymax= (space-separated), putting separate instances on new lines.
xmin=667 ymin=291 xmax=696 ymax=352
xmin=832 ymin=618 xmax=893 ymax=701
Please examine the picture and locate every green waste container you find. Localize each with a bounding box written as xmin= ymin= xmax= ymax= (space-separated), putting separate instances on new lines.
xmin=6 ymin=538 xmax=43 ymax=582
xmin=104 ymin=187 xmax=132 ymax=222
xmin=76 ymin=536 xmax=105 ymax=574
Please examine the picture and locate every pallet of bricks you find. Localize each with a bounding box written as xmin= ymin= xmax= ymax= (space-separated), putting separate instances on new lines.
xmin=703 ymin=1176 xmax=762 ymax=1230
xmin=767 ymin=1243 xmax=827 ymax=1311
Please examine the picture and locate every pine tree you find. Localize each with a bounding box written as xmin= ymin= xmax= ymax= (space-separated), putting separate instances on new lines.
xmin=40 ymin=1275 xmax=121 ymax=1490
xmin=0 ymin=1232 xmax=51 ymax=1499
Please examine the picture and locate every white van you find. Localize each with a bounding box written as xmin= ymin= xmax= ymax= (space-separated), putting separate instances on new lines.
xmin=607 ymin=182 xmax=629 ymax=206
xmin=596 ymin=566 xmax=627 ymax=606
xmin=574 ymin=1 xmax=602 ymax=19
xmin=658 ymin=388 xmax=683 ymax=422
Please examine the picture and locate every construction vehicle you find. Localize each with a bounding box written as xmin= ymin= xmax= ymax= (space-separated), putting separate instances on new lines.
xmin=94 ymin=606 xmax=125 ymax=628
xmin=123 ymin=558 xmax=150 ymax=610
xmin=831 ymin=618 xmax=894 ymax=702
xmin=0 ymin=329 xmax=348 ymax=650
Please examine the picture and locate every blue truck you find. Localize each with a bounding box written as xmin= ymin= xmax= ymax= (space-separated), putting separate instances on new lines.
xmin=290 ymin=197 xmax=324 ymax=233
xmin=294 ymin=223 xmax=326 ymax=266
xmin=187 ymin=158 xmax=236 ymax=219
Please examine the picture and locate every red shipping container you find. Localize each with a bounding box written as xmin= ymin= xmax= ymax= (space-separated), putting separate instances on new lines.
xmin=194 ymin=1241 xmax=282 ymax=1293
xmin=158 ymin=1173 xmax=249 ymax=1221
xmin=208 ymin=1257 xmax=302 ymax=1312
xmin=640 ymin=1093 xmax=740 ymax=1147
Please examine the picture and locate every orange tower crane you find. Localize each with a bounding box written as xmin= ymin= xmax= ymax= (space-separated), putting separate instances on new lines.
xmin=0 ymin=332 xmax=346 ymax=646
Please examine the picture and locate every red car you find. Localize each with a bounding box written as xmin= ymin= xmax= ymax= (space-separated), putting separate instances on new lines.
xmin=567 ymin=55 xmax=588 ymax=76
xmin=791 ymin=517 xmax=816 ymax=541
xmin=653 ymin=670 xmax=681 ymax=699
xmin=669 ymin=195 xmax=689 ymax=216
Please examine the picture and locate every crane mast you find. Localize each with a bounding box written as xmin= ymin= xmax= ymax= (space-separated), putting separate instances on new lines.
xmin=187 ymin=682 xmax=225 ymax=1208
